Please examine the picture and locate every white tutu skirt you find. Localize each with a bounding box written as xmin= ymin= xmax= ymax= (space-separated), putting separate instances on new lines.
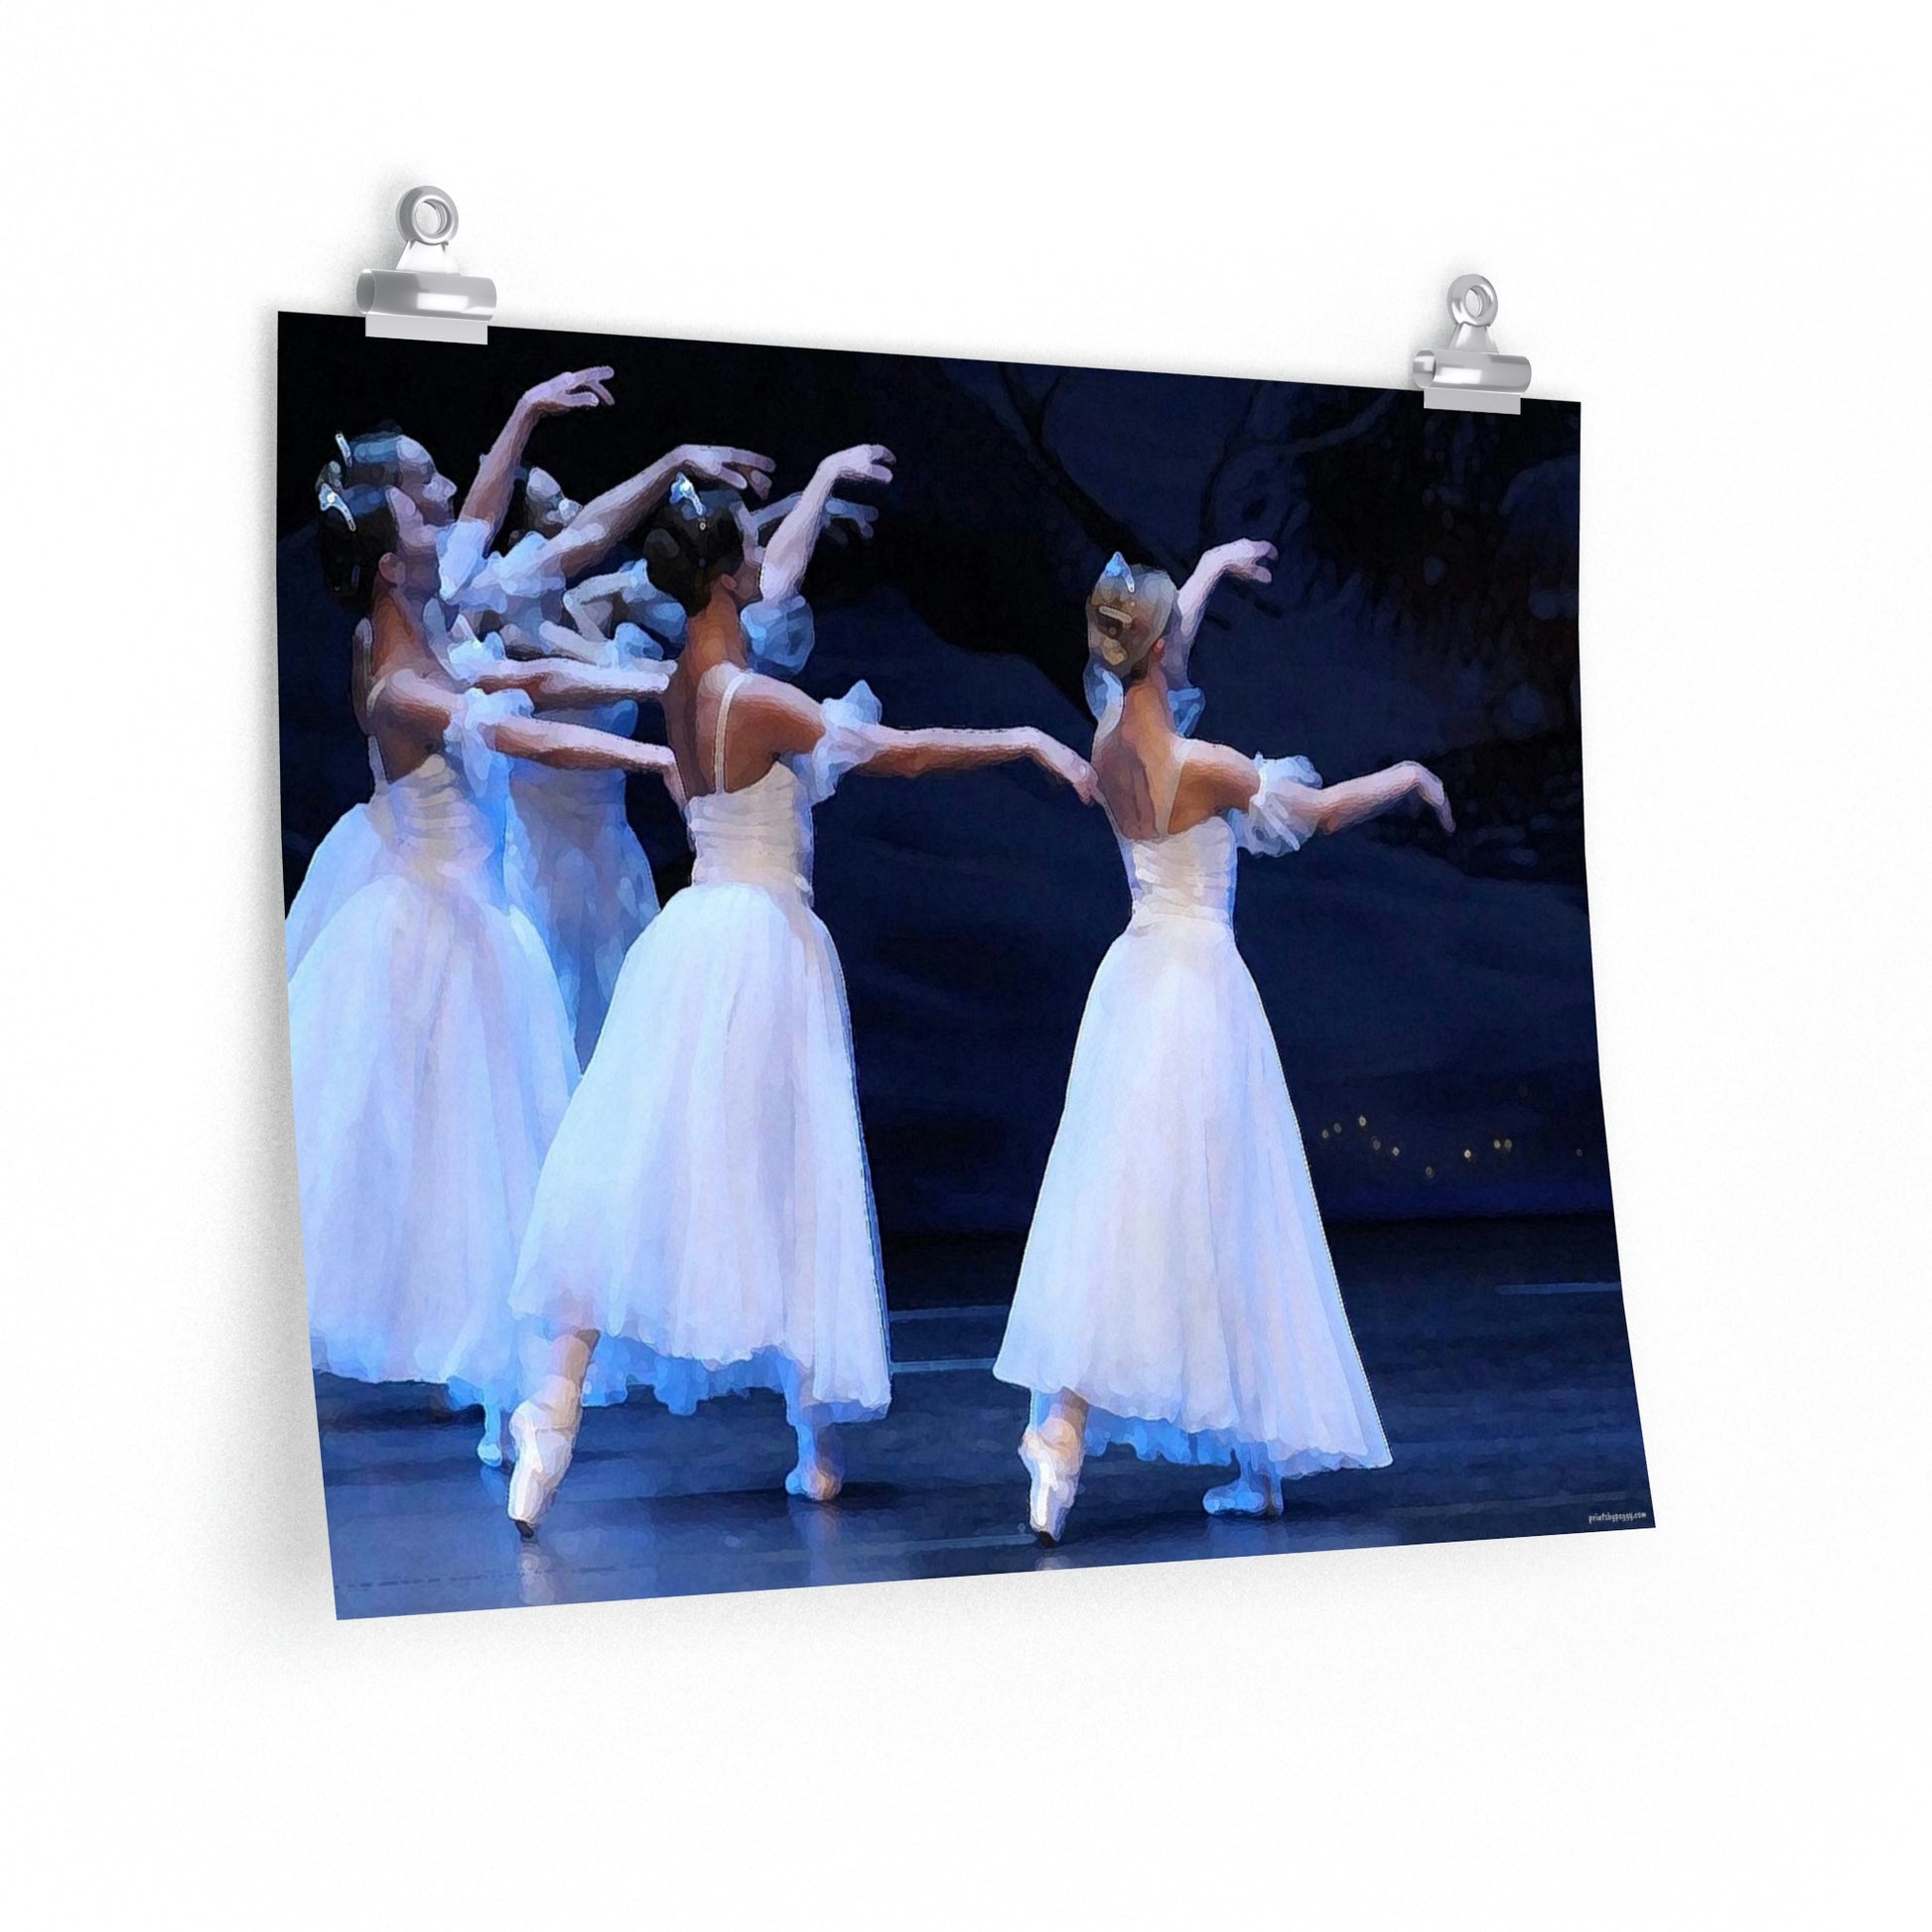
xmin=507 ymin=766 xmax=659 ymax=1070
xmin=994 ymin=915 xmax=1391 ymax=1480
xmin=291 ymin=861 xmax=579 ymax=1409
xmin=284 ymin=795 xmax=392 ymax=980
xmin=510 ymin=878 xmax=892 ymax=1426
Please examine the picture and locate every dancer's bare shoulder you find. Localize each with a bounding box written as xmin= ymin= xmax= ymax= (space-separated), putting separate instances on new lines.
xmin=726 ymin=671 xmax=827 ymax=759
xmin=1169 ymin=739 xmax=1261 ymax=832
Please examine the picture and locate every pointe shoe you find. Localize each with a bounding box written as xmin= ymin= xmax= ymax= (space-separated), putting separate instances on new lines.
xmin=785 ymin=1428 xmax=844 ymax=1503
xmin=1020 ymin=1424 xmax=1082 ymax=1543
xmin=477 ymin=1408 xmax=513 ymax=1468
xmin=505 ymin=1399 xmax=579 ymax=1538
xmin=1202 ymin=1468 xmax=1284 ymax=1518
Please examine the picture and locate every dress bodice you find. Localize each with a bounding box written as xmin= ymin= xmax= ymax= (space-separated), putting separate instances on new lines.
xmin=372 ymin=684 xmax=528 ymax=892
xmin=687 ymin=763 xmax=817 ymax=899
xmin=682 ymin=671 xmax=883 ymax=902
xmin=1100 ymin=732 xmax=1326 ymax=931
xmin=1119 ymin=817 xmax=1239 ymax=927
xmin=386 ymin=752 xmax=510 ymax=888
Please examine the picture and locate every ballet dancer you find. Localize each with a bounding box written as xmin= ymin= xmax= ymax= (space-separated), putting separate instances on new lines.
xmin=503 ymin=445 xmax=1101 ymax=1532
xmin=560 ymin=488 xmax=876 ymax=659
xmin=285 ymin=367 xmax=619 ymax=976
xmin=1081 ymin=536 xmax=1278 ymax=738
xmin=461 ymin=442 xmax=780 ymax=1065
xmin=992 ymin=551 xmax=1455 ymax=1539
xmin=290 ymin=477 xmax=679 ymax=1463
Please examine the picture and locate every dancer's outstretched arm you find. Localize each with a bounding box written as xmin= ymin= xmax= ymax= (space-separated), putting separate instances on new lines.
xmin=1180 ymin=743 xmax=1454 ymax=835
xmin=529 ymin=443 xmax=776 ymax=586
xmin=459 ymin=367 xmax=617 ymax=537
xmin=489 ymin=717 xmax=680 ymax=788
xmin=759 ymin=445 xmax=895 ymax=603
xmin=497 ymin=618 xmax=606 ymax=665
xmin=1299 ymin=759 xmax=1454 ymax=836
xmin=562 ymin=556 xmax=719 ymax=644
xmin=733 ymin=675 xmax=1096 ymax=800
xmin=470 ymin=654 xmax=673 ymax=711
xmin=371 ymin=667 xmax=678 ymax=786
xmin=1170 ymin=538 xmax=1277 ymax=685
xmin=752 ymin=491 xmax=879 ymax=545
xmin=559 ymin=570 xmax=633 ymax=641
xmin=859 ymin=725 xmax=1095 ymax=797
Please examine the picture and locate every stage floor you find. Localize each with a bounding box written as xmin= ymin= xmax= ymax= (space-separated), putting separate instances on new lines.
xmin=315 ymin=1217 xmax=1652 ymax=1618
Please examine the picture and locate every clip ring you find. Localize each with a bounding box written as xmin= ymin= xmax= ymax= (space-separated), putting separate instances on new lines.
xmin=397 ymin=187 xmax=460 ymax=249
xmin=1447 ymin=274 xmax=1498 ymax=331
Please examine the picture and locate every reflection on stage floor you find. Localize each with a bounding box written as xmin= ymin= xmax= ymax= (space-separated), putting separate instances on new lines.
xmin=315 ymin=1217 xmax=1651 ymax=1619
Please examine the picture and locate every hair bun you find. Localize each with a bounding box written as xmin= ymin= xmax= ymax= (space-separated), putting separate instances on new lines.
xmin=638 ymin=482 xmax=747 ymax=619
xmin=1085 ymin=554 xmax=1177 ymax=680
xmin=316 ymin=455 xmax=401 ymax=614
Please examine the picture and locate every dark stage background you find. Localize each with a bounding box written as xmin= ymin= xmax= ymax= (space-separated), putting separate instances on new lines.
xmin=276 ymin=313 xmax=1611 ymax=1253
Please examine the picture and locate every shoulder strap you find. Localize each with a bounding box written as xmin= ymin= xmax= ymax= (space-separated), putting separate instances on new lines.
xmin=1154 ymin=742 xmax=1192 ymax=837
xmin=711 ymin=668 xmax=754 ymax=793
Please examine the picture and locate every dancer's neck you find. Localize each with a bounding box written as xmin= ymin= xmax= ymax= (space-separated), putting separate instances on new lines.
xmin=368 ymin=587 xmax=430 ymax=679
xmin=1121 ymin=670 xmax=1175 ymax=737
xmin=682 ymin=587 xmax=749 ymax=677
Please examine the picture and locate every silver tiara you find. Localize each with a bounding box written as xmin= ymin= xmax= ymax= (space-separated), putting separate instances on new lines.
xmin=317 ymin=476 xmax=356 ymax=532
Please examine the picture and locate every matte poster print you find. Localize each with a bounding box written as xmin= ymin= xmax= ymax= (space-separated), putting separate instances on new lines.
xmin=277 ymin=313 xmax=1650 ymax=1619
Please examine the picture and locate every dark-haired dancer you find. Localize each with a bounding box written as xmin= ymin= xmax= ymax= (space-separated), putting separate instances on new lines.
xmin=459 ymin=443 xmax=778 ymax=1065
xmin=285 ymin=368 xmax=618 ymax=978
xmin=561 ymin=486 xmax=877 ymax=659
xmin=290 ymin=480 xmax=679 ymax=1463
xmin=504 ymin=446 xmax=1101 ymax=1531
xmin=993 ymin=552 xmax=1456 ymax=1540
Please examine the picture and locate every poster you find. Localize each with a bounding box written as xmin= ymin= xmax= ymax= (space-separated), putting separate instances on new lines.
xmin=277 ymin=313 xmax=1648 ymax=1618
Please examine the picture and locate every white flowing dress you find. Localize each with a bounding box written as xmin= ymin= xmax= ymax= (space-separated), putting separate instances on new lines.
xmin=505 ymin=666 xmax=662 ymax=1070
xmin=290 ymin=688 xmax=581 ymax=1410
xmin=510 ymin=673 xmax=893 ymax=1427
xmin=435 ymin=525 xmax=663 ymax=1068
xmin=285 ymin=520 xmax=516 ymax=978
xmin=285 ymin=741 xmax=392 ymax=979
xmin=994 ymin=746 xmax=1392 ymax=1480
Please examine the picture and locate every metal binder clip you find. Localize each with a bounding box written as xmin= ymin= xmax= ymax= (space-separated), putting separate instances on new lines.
xmin=1412 ymin=275 xmax=1530 ymax=414
xmin=356 ymin=187 xmax=496 ymax=345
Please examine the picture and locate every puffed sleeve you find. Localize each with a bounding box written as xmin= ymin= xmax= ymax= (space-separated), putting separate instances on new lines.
xmin=442 ymin=628 xmax=502 ymax=685
xmin=455 ymin=531 xmax=563 ymax=621
xmin=435 ymin=518 xmax=493 ymax=607
xmin=741 ymin=593 xmax=816 ymax=676
xmin=611 ymin=621 xmax=666 ymax=665
xmin=444 ymin=686 xmax=534 ymax=791
xmin=796 ymin=681 xmax=886 ymax=805
xmin=1083 ymin=660 xmax=1205 ymax=737
xmin=1231 ymin=755 xmax=1325 ymax=855
xmin=492 ymin=532 xmax=565 ymax=616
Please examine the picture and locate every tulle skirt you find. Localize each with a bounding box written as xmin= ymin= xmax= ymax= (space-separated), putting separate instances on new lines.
xmin=284 ymin=796 xmax=392 ymax=980
xmin=506 ymin=782 xmax=660 ymax=1069
xmin=290 ymin=869 xmax=580 ymax=1409
xmin=511 ymin=878 xmax=892 ymax=1425
xmin=994 ymin=913 xmax=1391 ymax=1480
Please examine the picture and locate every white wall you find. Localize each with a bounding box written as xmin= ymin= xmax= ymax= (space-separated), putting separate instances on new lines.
xmin=9 ymin=4 xmax=1923 ymax=1924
